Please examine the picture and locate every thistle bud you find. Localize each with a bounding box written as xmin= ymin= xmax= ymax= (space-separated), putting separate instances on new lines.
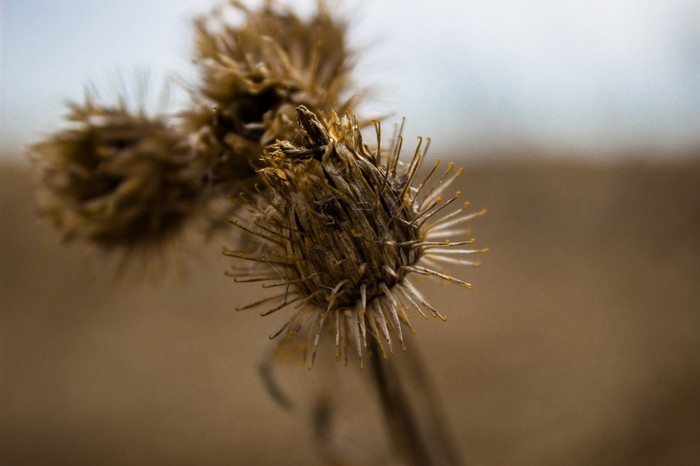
xmin=184 ymin=0 xmax=358 ymax=189
xmin=29 ymin=97 xmax=203 ymax=258
xmin=227 ymin=107 xmax=487 ymax=367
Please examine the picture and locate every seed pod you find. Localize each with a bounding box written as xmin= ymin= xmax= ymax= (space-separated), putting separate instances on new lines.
xmin=29 ymin=97 xmax=203 ymax=258
xmin=184 ymin=0 xmax=359 ymax=190
xmin=226 ymin=107 xmax=487 ymax=367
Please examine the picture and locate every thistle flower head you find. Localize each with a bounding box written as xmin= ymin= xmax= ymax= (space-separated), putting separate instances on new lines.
xmin=29 ymin=96 xmax=203 ymax=256
xmin=227 ymin=107 xmax=487 ymax=367
xmin=185 ymin=0 xmax=358 ymax=187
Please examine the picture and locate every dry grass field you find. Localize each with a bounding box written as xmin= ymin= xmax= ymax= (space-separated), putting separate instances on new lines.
xmin=2 ymin=154 xmax=700 ymax=465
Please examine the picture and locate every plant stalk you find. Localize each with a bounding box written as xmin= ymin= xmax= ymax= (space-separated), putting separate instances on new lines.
xmin=367 ymin=335 xmax=462 ymax=466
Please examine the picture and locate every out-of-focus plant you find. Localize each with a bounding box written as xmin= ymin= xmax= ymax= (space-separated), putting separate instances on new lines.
xmin=28 ymin=92 xmax=206 ymax=269
xmin=183 ymin=0 xmax=359 ymax=215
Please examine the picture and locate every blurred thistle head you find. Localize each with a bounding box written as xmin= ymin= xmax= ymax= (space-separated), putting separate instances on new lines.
xmin=29 ymin=88 xmax=204 ymax=262
xmin=227 ymin=106 xmax=487 ymax=368
xmin=184 ymin=0 xmax=359 ymax=188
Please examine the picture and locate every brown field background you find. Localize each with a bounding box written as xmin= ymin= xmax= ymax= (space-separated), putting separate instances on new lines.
xmin=2 ymin=154 xmax=700 ymax=465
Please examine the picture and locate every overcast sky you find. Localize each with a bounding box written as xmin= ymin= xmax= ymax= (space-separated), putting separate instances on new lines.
xmin=2 ymin=0 xmax=700 ymax=160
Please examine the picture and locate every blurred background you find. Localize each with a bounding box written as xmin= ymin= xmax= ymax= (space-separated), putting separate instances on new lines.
xmin=3 ymin=0 xmax=700 ymax=157
xmin=2 ymin=0 xmax=700 ymax=465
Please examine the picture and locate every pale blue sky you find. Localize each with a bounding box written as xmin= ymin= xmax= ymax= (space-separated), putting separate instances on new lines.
xmin=2 ymin=0 xmax=700 ymax=160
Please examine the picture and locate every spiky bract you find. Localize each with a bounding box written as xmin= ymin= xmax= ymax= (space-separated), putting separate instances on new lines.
xmin=227 ymin=107 xmax=486 ymax=367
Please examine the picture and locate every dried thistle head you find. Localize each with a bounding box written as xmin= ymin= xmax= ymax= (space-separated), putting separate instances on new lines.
xmin=227 ymin=106 xmax=487 ymax=367
xmin=184 ymin=0 xmax=358 ymax=188
xmin=29 ymin=95 xmax=203 ymax=258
